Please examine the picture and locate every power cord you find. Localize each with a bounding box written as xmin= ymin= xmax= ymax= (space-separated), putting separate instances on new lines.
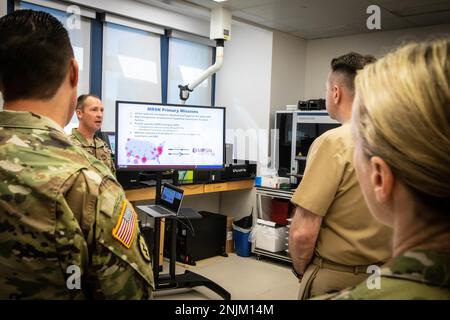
xmin=176 ymin=210 xmax=196 ymax=237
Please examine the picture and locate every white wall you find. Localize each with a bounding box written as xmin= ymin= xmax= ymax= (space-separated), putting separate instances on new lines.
xmin=304 ymin=23 xmax=450 ymax=99
xmin=0 ymin=1 xmax=6 ymax=17
xmin=215 ymin=20 xmax=273 ymax=166
xmin=269 ymin=31 xmax=307 ymax=160
xmin=181 ymin=189 xmax=255 ymax=221
xmin=270 ymin=31 xmax=307 ymax=113
xmin=182 ymin=193 xmax=220 ymax=214
xmin=221 ymin=188 xmax=255 ymax=220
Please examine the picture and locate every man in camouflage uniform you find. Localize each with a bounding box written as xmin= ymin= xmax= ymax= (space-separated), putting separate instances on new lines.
xmin=318 ymin=249 xmax=450 ymax=300
xmin=0 ymin=10 xmax=153 ymax=299
xmin=70 ymin=94 xmax=116 ymax=176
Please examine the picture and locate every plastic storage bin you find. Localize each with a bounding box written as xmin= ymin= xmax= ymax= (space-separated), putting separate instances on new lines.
xmin=233 ymin=224 xmax=251 ymax=257
xmin=253 ymin=223 xmax=288 ymax=253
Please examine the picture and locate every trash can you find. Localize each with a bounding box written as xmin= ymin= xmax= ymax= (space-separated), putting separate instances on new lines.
xmin=233 ymin=224 xmax=251 ymax=257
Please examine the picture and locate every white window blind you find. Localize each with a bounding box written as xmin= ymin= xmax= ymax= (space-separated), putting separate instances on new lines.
xmin=102 ymin=22 xmax=162 ymax=132
xmin=18 ymin=1 xmax=92 ymax=133
xmin=167 ymin=37 xmax=213 ymax=106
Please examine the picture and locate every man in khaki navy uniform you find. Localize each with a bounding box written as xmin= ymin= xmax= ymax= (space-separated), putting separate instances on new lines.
xmin=70 ymin=94 xmax=116 ymax=176
xmin=0 ymin=10 xmax=153 ymax=299
xmin=288 ymin=53 xmax=392 ymax=299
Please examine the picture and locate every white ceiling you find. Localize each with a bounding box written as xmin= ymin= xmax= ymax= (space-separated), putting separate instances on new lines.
xmin=139 ymin=0 xmax=450 ymax=39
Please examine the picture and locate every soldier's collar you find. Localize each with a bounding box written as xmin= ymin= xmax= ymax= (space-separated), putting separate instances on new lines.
xmin=71 ymin=128 xmax=92 ymax=146
xmin=0 ymin=110 xmax=65 ymax=133
xmin=71 ymin=128 xmax=105 ymax=148
xmin=381 ymin=249 xmax=450 ymax=288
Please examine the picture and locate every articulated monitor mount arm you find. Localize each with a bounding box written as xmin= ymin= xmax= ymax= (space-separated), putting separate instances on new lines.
xmin=178 ymin=39 xmax=225 ymax=104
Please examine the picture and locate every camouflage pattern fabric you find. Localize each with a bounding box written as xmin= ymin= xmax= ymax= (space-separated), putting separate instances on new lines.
xmin=69 ymin=128 xmax=116 ymax=176
xmin=0 ymin=111 xmax=154 ymax=299
xmin=317 ymin=249 xmax=450 ymax=300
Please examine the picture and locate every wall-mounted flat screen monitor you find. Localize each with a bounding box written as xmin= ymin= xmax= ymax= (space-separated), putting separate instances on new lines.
xmin=115 ymin=101 xmax=225 ymax=171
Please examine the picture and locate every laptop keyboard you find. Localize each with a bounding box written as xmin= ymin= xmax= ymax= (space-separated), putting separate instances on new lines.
xmin=152 ymin=206 xmax=173 ymax=216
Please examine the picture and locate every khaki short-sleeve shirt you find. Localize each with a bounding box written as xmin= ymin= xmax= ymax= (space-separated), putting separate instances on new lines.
xmin=291 ymin=123 xmax=392 ymax=266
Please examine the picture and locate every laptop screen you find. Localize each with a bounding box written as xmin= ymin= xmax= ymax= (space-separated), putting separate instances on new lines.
xmin=160 ymin=184 xmax=184 ymax=213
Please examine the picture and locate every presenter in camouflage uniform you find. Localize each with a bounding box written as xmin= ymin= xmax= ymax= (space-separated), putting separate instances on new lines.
xmin=70 ymin=94 xmax=115 ymax=176
xmin=0 ymin=10 xmax=153 ymax=299
xmin=289 ymin=53 xmax=392 ymax=299
xmin=325 ymin=39 xmax=450 ymax=300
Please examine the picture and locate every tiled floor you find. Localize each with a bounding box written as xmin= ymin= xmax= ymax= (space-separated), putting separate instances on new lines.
xmin=154 ymin=253 xmax=299 ymax=300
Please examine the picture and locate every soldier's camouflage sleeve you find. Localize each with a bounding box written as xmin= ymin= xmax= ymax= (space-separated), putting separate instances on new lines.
xmin=310 ymin=288 xmax=355 ymax=300
xmin=64 ymin=169 xmax=154 ymax=299
xmin=312 ymin=250 xmax=450 ymax=300
xmin=103 ymin=144 xmax=116 ymax=176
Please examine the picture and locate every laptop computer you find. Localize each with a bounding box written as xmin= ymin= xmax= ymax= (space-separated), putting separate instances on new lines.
xmin=137 ymin=183 xmax=184 ymax=218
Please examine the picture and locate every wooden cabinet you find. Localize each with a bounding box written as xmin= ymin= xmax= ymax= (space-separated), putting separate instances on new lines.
xmin=125 ymin=179 xmax=254 ymax=200
xmin=204 ymin=182 xmax=228 ymax=193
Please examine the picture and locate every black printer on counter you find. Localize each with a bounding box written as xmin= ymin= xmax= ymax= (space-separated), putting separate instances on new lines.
xmin=193 ymin=160 xmax=256 ymax=183
xmin=298 ymin=99 xmax=326 ymax=110
xmin=212 ymin=161 xmax=256 ymax=182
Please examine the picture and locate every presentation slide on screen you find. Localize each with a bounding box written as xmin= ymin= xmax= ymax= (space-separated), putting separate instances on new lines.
xmin=116 ymin=103 xmax=224 ymax=169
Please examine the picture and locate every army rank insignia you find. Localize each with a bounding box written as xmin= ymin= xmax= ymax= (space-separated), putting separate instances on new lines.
xmin=112 ymin=200 xmax=137 ymax=248
xmin=138 ymin=233 xmax=152 ymax=263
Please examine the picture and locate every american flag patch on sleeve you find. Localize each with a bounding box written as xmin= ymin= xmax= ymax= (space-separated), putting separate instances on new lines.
xmin=112 ymin=200 xmax=138 ymax=248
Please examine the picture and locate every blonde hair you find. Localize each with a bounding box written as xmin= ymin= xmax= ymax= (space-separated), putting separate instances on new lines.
xmin=353 ymin=39 xmax=450 ymax=212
